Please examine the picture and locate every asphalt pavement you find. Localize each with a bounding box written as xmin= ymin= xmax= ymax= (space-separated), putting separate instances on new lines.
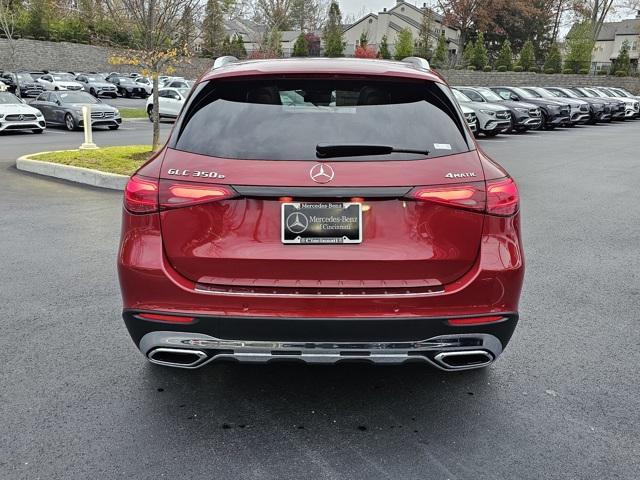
xmin=1 ymin=121 xmax=639 ymax=479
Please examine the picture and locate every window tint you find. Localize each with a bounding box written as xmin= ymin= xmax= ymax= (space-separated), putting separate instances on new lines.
xmin=174 ymin=78 xmax=470 ymax=161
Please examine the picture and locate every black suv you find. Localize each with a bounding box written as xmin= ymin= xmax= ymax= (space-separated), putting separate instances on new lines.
xmin=0 ymin=72 xmax=45 ymax=98
xmin=490 ymin=86 xmax=570 ymax=130
xmin=105 ymin=74 xmax=148 ymax=98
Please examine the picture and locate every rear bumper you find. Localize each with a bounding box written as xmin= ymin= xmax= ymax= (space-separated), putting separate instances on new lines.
xmin=118 ymin=210 xmax=525 ymax=367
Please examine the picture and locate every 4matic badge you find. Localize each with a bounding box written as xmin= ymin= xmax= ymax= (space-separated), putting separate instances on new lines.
xmin=167 ymin=168 xmax=225 ymax=179
xmin=444 ymin=172 xmax=477 ymax=179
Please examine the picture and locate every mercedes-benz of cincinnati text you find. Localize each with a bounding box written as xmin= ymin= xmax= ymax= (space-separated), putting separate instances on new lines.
xmin=118 ymin=57 xmax=525 ymax=371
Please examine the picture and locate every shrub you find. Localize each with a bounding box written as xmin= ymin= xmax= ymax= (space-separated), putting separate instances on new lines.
xmin=544 ymin=67 xmax=556 ymax=74
xmin=528 ymin=67 xmax=539 ymax=73
xmin=578 ymin=68 xmax=589 ymax=74
xmin=517 ymin=40 xmax=536 ymax=71
xmin=483 ymin=65 xmax=492 ymax=72
xmin=513 ymin=65 xmax=523 ymax=72
xmin=467 ymin=65 xmax=476 ymax=71
xmin=497 ymin=65 xmax=507 ymax=72
xmin=495 ymin=39 xmax=514 ymax=71
xmin=596 ymin=70 xmax=608 ymax=76
xmin=615 ymin=70 xmax=627 ymax=77
xmin=562 ymin=68 xmax=573 ymax=74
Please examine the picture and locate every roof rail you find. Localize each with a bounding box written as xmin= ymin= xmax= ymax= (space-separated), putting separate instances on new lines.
xmin=401 ymin=57 xmax=431 ymax=71
xmin=212 ymin=56 xmax=239 ymax=70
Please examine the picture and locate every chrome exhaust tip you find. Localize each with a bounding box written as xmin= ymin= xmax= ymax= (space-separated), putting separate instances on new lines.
xmin=433 ymin=350 xmax=494 ymax=370
xmin=147 ymin=348 xmax=208 ymax=369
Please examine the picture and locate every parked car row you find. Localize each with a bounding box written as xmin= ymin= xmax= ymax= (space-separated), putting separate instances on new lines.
xmin=0 ymin=70 xmax=195 ymax=100
xmin=0 ymin=90 xmax=121 ymax=134
xmin=453 ymin=85 xmax=640 ymax=137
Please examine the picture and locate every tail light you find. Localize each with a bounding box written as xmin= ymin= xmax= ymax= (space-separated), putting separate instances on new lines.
xmin=486 ymin=177 xmax=519 ymax=216
xmin=159 ymin=180 xmax=236 ymax=209
xmin=123 ymin=176 xmax=236 ymax=214
xmin=124 ymin=175 xmax=158 ymax=214
xmin=409 ymin=182 xmax=485 ymax=212
xmin=409 ymin=178 xmax=519 ymax=216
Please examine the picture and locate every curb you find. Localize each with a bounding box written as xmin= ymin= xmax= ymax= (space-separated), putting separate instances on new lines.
xmin=16 ymin=153 xmax=128 ymax=191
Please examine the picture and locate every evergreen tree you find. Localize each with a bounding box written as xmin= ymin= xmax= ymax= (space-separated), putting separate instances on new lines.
xmin=543 ymin=42 xmax=562 ymax=73
xmin=613 ymin=40 xmax=631 ymax=74
xmin=177 ymin=3 xmax=196 ymax=52
xmin=394 ymin=28 xmax=414 ymax=60
xmin=359 ymin=31 xmax=368 ymax=48
xmin=266 ymin=28 xmax=283 ymax=57
xmin=471 ymin=32 xmax=488 ymax=70
xmin=202 ymin=0 xmax=225 ymax=57
xmin=27 ymin=0 xmax=50 ymax=38
xmin=518 ymin=39 xmax=536 ymax=71
xmin=415 ymin=7 xmax=433 ymax=59
xmin=230 ymin=34 xmax=247 ymax=58
xmin=462 ymin=41 xmax=474 ymax=66
xmin=323 ymin=1 xmax=344 ymax=57
xmin=379 ymin=35 xmax=391 ymax=59
xmin=495 ymin=39 xmax=513 ymax=71
xmin=292 ymin=32 xmax=310 ymax=56
xmin=564 ymin=23 xmax=594 ymax=73
xmin=432 ymin=32 xmax=448 ymax=68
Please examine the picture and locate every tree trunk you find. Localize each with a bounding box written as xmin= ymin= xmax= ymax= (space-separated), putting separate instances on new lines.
xmin=152 ymin=74 xmax=160 ymax=151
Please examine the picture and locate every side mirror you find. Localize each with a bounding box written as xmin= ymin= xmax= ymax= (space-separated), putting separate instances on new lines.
xmin=56 ymin=100 xmax=62 ymax=106
xmin=510 ymin=94 xmax=519 ymax=101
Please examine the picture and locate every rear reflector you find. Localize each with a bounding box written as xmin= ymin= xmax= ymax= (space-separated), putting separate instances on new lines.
xmin=159 ymin=180 xmax=236 ymax=209
xmin=447 ymin=315 xmax=504 ymax=326
xmin=409 ymin=182 xmax=485 ymax=212
xmin=124 ymin=175 xmax=159 ymax=214
xmin=138 ymin=313 xmax=195 ymax=324
xmin=486 ymin=177 xmax=519 ymax=216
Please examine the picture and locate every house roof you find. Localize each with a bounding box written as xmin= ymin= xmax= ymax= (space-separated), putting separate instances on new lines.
xmin=594 ymin=18 xmax=640 ymax=41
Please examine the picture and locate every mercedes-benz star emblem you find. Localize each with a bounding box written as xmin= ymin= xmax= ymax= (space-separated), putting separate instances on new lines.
xmin=18 ymin=115 xmax=24 ymax=121
xmin=310 ymin=163 xmax=335 ymax=184
xmin=286 ymin=211 xmax=309 ymax=234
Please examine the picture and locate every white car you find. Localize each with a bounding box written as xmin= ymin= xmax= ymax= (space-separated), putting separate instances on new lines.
xmin=0 ymin=91 xmax=46 ymax=133
xmin=146 ymin=87 xmax=189 ymax=121
xmin=0 ymin=80 xmax=7 ymax=92
xmin=135 ymin=77 xmax=153 ymax=95
xmin=37 ymin=72 xmax=84 ymax=91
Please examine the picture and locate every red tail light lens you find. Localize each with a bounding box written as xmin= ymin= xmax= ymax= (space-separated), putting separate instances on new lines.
xmin=486 ymin=178 xmax=519 ymax=216
xmin=410 ymin=182 xmax=485 ymax=212
xmin=124 ymin=175 xmax=159 ymax=214
xmin=159 ymin=180 xmax=236 ymax=209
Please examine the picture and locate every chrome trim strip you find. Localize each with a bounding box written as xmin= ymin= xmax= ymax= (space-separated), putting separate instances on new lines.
xmin=194 ymin=284 xmax=444 ymax=298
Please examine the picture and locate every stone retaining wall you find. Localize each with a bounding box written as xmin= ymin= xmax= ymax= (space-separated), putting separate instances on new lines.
xmin=438 ymin=70 xmax=640 ymax=94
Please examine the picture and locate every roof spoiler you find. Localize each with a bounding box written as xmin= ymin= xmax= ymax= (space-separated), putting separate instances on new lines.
xmin=401 ymin=57 xmax=431 ymax=71
xmin=211 ymin=56 xmax=239 ymax=70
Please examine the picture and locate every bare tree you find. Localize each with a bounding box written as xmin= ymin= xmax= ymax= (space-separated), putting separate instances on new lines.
xmin=571 ymin=0 xmax=618 ymax=39
xmin=0 ymin=0 xmax=20 ymax=96
xmin=105 ymin=0 xmax=201 ymax=151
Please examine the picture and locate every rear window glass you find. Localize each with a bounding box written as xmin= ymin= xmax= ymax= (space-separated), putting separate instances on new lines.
xmin=174 ymin=78 xmax=470 ymax=161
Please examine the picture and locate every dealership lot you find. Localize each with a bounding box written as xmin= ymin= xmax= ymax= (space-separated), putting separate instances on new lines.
xmin=1 ymin=121 xmax=639 ymax=479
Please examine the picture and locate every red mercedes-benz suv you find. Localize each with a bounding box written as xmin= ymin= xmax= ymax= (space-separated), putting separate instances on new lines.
xmin=118 ymin=57 xmax=524 ymax=371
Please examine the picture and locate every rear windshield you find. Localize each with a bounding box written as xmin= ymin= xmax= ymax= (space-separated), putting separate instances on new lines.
xmin=173 ymin=78 xmax=470 ymax=161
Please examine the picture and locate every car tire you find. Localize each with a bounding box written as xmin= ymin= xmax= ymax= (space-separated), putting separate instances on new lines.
xmin=90 ymin=88 xmax=96 ymax=97
xmin=484 ymin=130 xmax=500 ymax=137
xmin=64 ymin=113 xmax=76 ymax=131
xmin=32 ymin=128 xmax=44 ymax=134
xmin=147 ymin=106 xmax=154 ymax=122
xmin=108 ymin=125 xmax=119 ymax=130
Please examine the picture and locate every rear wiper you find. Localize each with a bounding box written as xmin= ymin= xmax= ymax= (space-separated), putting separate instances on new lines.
xmin=316 ymin=143 xmax=430 ymax=159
